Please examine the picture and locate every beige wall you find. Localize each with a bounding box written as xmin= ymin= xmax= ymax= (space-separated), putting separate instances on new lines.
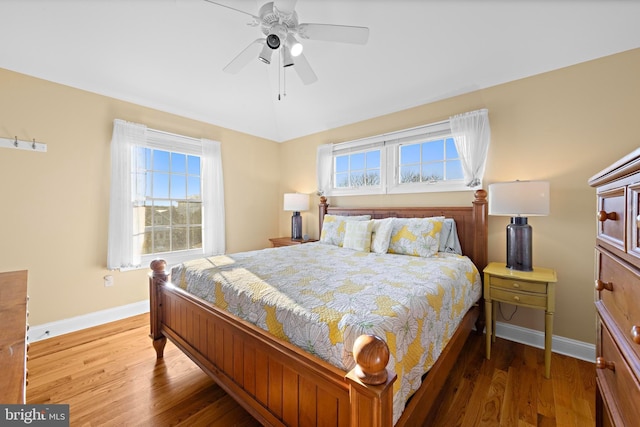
xmin=279 ymin=48 xmax=640 ymax=345
xmin=0 ymin=68 xmax=281 ymax=326
xmin=2 ymin=48 xmax=639 ymax=345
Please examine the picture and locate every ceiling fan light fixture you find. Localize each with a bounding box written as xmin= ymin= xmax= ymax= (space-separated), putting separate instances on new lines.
xmin=258 ymin=43 xmax=272 ymax=64
xmin=285 ymin=34 xmax=303 ymax=57
xmin=282 ymin=46 xmax=294 ymax=67
xmin=290 ymin=41 xmax=303 ymax=57
xmin=266 ymin=33 xmax=281 ymax=49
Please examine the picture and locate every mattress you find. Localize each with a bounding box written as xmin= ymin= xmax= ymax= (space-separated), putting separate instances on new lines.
xmin=171 ymin=242 xmax=481 ymax=423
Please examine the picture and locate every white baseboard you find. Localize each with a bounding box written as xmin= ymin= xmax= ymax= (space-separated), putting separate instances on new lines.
xmin=28 ymin=300 xmax=150 ymax=343
xmin=495 ymin=321 xmax=595 ymax=363
xmin=27 ymin=301 xmax=596 ymax=363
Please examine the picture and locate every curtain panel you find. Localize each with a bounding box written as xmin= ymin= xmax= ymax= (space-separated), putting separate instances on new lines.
xmin=449 ymin=108 xmax=491 ymax=188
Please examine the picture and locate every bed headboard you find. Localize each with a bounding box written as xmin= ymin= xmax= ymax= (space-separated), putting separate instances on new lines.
xmin=318 ymin=190 xmax=488 ymax=271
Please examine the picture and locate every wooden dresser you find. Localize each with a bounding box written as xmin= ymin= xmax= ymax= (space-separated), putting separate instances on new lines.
xmin=0 ymin=270 xmax=29 ymax=404
xmin=589 ymin=148 xmax=640 ymax=427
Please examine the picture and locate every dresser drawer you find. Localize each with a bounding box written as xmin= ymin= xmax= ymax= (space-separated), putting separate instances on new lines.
xmin=489 ymin=276 xmax=547 ymax=294
xmin=596 ymin=248 xmax=640 ymax=363
xmin=627 ymin=183 xmax=640 ymax=261
xmin=597 ymin=321 xmax=640 ymax=427
xmin=490 ymin=287 xmax=547 ymax=308
xmin=596 ymin=186 xmax=626 ymax=253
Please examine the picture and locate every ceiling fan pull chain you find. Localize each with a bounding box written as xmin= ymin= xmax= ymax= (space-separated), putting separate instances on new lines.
xmin=283 ymin=50 xmax=287 ymax=98
xmin=278 ymin=48 xmax=282 ymax=100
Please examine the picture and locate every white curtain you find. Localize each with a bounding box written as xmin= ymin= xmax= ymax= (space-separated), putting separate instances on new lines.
xmin=450 ymin=108 xmax=491 ymax=187
xmin=107 ymin=119 xmax=147 ymax=270
xmin=316 ymin=143 xmax=333 ymax=196
xmin=201 ymin=138 xmax=226 ymax=256
xmin=108 ymin=121 xmax=226 ymax=270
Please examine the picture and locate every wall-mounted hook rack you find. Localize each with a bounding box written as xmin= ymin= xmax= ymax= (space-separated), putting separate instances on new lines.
xmin=0 ymin=136 xmax=47 ymax=153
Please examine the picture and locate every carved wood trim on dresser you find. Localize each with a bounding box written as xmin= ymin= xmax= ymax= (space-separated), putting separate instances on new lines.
xmin=0 ymin=270 xmax=29 ymax=404
xmin=589 ymin=148 xmax=640 ymax=427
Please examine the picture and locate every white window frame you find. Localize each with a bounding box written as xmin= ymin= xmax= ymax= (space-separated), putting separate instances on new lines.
xmin=330 ymin=141 xmax=387 ymax=197
xmin=138 ymin=129 xmax=206 ymax=267
xmin=320 ymin=120 xmax=480 ymax=197
xmin=108 ymin=120 xmax=225 ymax=271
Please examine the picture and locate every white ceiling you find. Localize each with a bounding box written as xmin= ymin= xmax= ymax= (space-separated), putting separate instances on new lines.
xmin=2 ymin=0 xmax=640 ymax=142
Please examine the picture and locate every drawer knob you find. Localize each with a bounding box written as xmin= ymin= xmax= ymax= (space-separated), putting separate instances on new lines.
xmin=512 ymin=283 xmax=520 ymax=288
xmin=513 ymin=296 xmax=520 ymax=302
xmin=596 ymin=357 xmax=615 ymax=371
xmin=597 ymin=210 xmax=617 ymax=222
xmin=595 ymin=279 xmax=613 ymax=292
xmin=632 ymin=326 xmax=640 ymax=344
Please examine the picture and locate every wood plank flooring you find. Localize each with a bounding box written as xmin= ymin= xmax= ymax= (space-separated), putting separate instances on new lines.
xmin=27 ymin=314 xmax=595 ymax=426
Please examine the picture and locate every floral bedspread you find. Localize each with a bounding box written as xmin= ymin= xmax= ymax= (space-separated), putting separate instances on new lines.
xmin=171 ymin=242 xmax=481 ymax=424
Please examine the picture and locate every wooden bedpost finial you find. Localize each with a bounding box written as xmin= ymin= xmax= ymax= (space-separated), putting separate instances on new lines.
xmin=150 ymin=259 xmax=166 ymax=272
xmin=150 ymin=259 xmax=167 ymax=278
xmin=352 ymin=335 xmax=390 ymax=385
xmin=474 ymin=188 xmax=488 ymax=203
xmin=320 ymin=195 xmax=327 ymax=204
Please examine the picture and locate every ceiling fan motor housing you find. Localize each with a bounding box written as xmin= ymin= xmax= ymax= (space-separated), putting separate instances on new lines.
xmin=260 ymin=2 xmax=297 ymax=50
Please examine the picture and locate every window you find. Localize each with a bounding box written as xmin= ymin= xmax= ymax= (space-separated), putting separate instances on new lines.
xmin=335 ymin=149 xmax=381 ymax=188
xmin=398 ymin=137 xmax=463 ymax=184
xmin=108 ymin=120 xmax=225 ymax=270
xmin=136 ymin=147 xmax=203 ymax=255
xmin=317 ymin=109 xmax=490 ymax=196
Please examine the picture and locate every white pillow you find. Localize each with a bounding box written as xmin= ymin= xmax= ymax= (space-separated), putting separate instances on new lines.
xmin=343 ymin=220 xmax=374 ymax=252
xmin=320 ymin=214 xmax=372 ymax=247
xmin=371 ymin=218 xmax=395 ymax=254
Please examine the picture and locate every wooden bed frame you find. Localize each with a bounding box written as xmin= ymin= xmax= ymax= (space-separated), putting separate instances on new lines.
xmin=149 ymin=189 xmax=488 ymax=427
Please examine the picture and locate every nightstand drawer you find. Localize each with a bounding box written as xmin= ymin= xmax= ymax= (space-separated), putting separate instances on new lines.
xmin=490 ymin=276 xmax=548 ymax=294
xmin=490 ymin=288 xmax=547 ymax=308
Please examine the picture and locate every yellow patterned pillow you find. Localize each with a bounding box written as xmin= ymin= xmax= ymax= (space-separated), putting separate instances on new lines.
xmin=320 ymin=215 xmax=371 ymax=247
xmin=387 ymin=217 xmax=444 ymax=257
xmin=343 ymin=220 xmax=374 ymax=252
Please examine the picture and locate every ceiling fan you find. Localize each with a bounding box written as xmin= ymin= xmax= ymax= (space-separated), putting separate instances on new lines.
xmin=204 ymin=0 xmax=370 ymax=85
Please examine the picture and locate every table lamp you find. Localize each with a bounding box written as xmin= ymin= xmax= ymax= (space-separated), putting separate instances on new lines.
xmin=488 ymin=180 xmax=550 ymax=271
xmin=283 ymin=193 xmax=309 ymax=240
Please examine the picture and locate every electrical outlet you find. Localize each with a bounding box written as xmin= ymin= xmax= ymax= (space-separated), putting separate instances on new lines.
xmin=104 ymin=275 xmax=114 ymax=287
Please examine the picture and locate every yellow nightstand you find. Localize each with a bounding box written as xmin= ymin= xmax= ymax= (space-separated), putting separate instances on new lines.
xmin=269 ymin=237 xmax=318 ymax=247
xmin=483 ymin=262 xmax=558 ymax=378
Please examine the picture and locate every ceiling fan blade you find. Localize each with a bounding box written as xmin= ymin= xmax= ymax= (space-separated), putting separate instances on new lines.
xmin=273 ymin=0 xmax=298 ymax=16
xmin=297 ymin=23 xmax=369 ymax=45
xmin=292 ymin=53 xmax=318 ymax=85
xmin=223 ymin=39 xmax=264 ymax=74
xmin=203 ymin=0 xmax=260 ymax=21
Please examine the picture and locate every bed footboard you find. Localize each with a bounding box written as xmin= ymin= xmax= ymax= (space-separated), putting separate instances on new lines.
xmin=149 ymin=260 xmax=396 ymax=427
xmin=149 ymin=259 xmax=167 ymax=358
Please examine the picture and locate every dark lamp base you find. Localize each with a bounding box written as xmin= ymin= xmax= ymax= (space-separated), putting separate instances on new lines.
xmin=291 ymin=211 xmax=302 ymax=240
xmin=506 ymin=217 xmax=533 ymax=272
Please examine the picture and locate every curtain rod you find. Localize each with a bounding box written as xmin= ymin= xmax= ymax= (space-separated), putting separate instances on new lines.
xmin=0 ymin=136 xmax=47 ymax=153
xmin=148 ymin=126 xmax=200 ymax=143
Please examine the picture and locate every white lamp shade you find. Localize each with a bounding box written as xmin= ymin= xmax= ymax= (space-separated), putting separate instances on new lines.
xmin=488 ymin=180 xmax=550 ymax=216
xmin=283 ymin=193 xmax=309 ymax=212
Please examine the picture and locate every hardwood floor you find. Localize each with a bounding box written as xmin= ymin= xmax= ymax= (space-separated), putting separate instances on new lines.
xmin=27 ymin=314 xmax=260 ymax=427
xmin=427 ymin=330 xmax=596 ymax=427
xmin=27 ymin=314 xmax=595 ymax=426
